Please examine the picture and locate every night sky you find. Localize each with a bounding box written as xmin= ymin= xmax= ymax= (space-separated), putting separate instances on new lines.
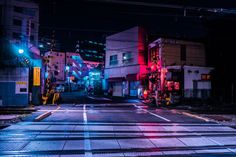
xmin=36 ymin=0 xmax=236 ymax=50
xmin=34 ymin=0 xmax=236 ymax=102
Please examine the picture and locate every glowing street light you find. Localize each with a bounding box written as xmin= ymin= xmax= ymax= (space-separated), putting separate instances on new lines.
xmin=18 ymin=48 xmax=24 ymax=54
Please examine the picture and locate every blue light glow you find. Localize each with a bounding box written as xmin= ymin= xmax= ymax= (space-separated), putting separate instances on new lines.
xmin=18 ymin=49 xmax=24 ymax=54
xmin=66 ymin=66 xmax=70 ymax=71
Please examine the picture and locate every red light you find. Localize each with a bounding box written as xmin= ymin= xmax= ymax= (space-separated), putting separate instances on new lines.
xmin=174 ymin=82 xmax=180 ymax=90
xmin=151 ymin=65 xmax=156 ymax=71
xmin=167 ymin=81 xmax=173 ymax=91
xmin=143 ymin=90 xmax=148 ymax=99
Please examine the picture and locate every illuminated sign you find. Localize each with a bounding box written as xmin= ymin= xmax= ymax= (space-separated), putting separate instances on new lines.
xmin=201 ymin=74 xmax=211 ymax=80
xmin=33 ymin=67 xmax=40 ymax=86
xmin=15 ymin=81 xmax=28 ymax=94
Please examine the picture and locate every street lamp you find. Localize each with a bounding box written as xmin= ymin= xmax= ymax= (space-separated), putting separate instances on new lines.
xmin=18 ymin=48 xmax=24 ymax=54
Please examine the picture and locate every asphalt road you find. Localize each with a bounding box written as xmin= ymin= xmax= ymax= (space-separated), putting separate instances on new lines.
xmin=0 ymin=93 xmax=236 ymax=156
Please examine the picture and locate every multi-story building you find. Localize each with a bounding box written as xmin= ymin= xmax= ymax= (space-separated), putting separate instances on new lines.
xmin=104 ymin=26 xmax=148 ymax=97
xmin=148 ymin=38 xmax=213 ymax=102
xmin=0 ymin=0 xmax=40 ymax=106
xmin=76 ymin=40 xmax=105 ymax=63
xmin=148 ymin=38 xmax=206 ymax=67
xmin=44 ymin=51 xmax=66 ymax=82
xmin=0 ymin=0 xmax=39 ymax=46
xmin=44 ymin=51 xmax=102 ymax=91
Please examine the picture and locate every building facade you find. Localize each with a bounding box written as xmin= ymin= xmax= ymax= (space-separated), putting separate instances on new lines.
xmin=0 ymin=0 xmax=39 ymax=46
xmin=104 ymin=26 xmax=148 ymax=97
xmin=148 ymin=38 xmax=206 ymax=67
xmin=0 ymin=0 xmax=41 ymax=106
xmin=148 ymin=38 xmax=213 ymax=102
xmin=44 ymin=51 xmax=66 ymax=82
xmin=44 ymin=51 xmax=102 ymax=92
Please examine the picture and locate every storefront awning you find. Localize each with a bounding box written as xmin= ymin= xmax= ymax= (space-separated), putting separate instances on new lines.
xmin=107 ymin=77 xmax=125 ymax=82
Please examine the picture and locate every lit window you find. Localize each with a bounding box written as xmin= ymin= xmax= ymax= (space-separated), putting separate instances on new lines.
xmin=201 ymin=74 xmax=211 ymax=80
xmin=109 ymin=55 xmax=118 ymax=65
xmin=122 ymin=52 xmax=132 ymax=64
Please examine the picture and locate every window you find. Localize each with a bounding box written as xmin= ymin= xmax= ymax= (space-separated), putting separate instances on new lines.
xmin=14 ymin=6 xmax=23 ymax=13
xmin=122 ymin=52 xmax=133 ymax=64
xmin=30 ymin=35 xmax=34 ymax=41
xmin=31 ymin=23 xmax=35 ymax=29
xmin=180 ymin=45 xmax=186 ymax=61
xmin=201 ymin=74 xmax=211 ymax=80
xmin=12 ymin=32 xmax=21 ymax=40
xmin=109 ymin=55 xmax=118 ymax=65
xmin=13 ymin=19 xmax=22 ymax=26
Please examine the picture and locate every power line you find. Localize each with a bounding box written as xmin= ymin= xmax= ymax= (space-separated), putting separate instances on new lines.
xmin=87 ymin=0 xmax=236 ymax=15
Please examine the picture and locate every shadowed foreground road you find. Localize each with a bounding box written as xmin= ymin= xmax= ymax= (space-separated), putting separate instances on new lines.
xmin=1 ymin=98 xmax=236 ymax=156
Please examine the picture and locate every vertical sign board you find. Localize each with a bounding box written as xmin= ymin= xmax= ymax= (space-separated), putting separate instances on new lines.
xmin=33 ymin=67 xmax=41 ymax=86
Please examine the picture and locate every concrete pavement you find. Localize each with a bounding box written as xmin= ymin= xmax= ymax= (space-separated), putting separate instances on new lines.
xmin=0 ymin=102 xmax=236 ymax=156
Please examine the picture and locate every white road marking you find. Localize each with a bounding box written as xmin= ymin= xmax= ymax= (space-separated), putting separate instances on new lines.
xmin=87 ymin=96 xmax=111 ymax=101
xmin=83 ymin=104 xmax=92 ymax=157
xmin=181 ymin=111 xmax=210 ymax=122
xmin=133 ymin=103 xmax=171 ymax=122
xmin=51 ymin=106 xmax=61 ymax=113
xmin=35 ymin=106 xmax=61 ymax=121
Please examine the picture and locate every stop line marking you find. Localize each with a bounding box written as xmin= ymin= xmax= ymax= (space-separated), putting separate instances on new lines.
xmin=133 ymin=104 xmax=171 ymax=122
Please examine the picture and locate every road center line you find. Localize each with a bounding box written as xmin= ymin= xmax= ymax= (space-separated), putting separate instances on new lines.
xmin=133 ymin=104 xmax=171 ymax=122
xmin=83 ymin=104 xmax=92 ymax=157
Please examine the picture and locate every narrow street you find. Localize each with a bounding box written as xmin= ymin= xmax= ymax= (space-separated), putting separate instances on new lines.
xmin=0 ymin=94 xmax=236 ymax=156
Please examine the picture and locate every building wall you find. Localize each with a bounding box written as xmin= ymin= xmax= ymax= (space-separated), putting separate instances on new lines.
xmin=105 ymin=27 xmax=139 ymax=69
xmin=104 ymin=26 xmax=147 ymax=96
xmin=0 ymin=67 xmax=29 ymax=106
xmin=45 ymin=51 xmax=65 ymax=82
xmin=0 ymin=0 xmax=39 ymax=46
xmin=183 ymin=66 xmax=213 ymax=98
xmin=149 ymin=38 xmax=206 ymax=67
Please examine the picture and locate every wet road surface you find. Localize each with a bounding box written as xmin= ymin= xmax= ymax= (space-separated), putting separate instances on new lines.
xmin=1 ymin=101 xmax=236 ymax=156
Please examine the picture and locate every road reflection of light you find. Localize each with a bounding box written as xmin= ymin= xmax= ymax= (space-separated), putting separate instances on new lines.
xmin=142 ymin=106 xmax=148 ymax=109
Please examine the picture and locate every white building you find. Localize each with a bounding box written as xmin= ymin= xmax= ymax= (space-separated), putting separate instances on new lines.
xmin=166 ymin=65 xmax=213 ymax=99
xmin=0 ymin=0 xmax=39 ymax=46
xmin=104 ymin=26 xmax=148 ymax=97
xmin=44 ymin=51 xmax=66 ymax=82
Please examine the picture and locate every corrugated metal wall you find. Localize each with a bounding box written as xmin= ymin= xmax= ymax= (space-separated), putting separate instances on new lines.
xmin=0 ymin=67 xmax=29 ymax=107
